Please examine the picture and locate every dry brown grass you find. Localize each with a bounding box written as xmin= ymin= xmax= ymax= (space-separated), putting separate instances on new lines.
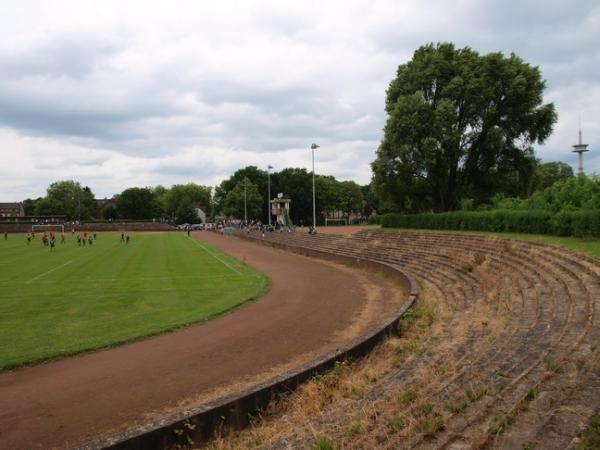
xmin=198 ymin=259 xmax=520 ymax=449
xmin=200 ymin=281 xmax=452 ymax=449
xmin=192 ymin=231 xmax=600 ymax=450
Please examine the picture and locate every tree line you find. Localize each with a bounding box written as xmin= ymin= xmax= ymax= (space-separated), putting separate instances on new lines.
xmin=22 ymin=42 xmax=576 ymax=225
xmin=213 ymin=166 xmax=366 ymax=225
xmin=22 ymin=168 xmax=368 ymax=225
xmin=23 ymin=181 xmax=212 ymax=223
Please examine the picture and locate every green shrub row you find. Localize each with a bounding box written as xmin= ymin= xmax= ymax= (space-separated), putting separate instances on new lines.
xmin=380 ymin=209 xmax=600 ymax=237
xmin=368 ymin=215 xmax=381 ymax=225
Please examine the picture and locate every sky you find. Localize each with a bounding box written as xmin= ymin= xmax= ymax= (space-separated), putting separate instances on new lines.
xmin=0 ymin=0 xmax=598 ymax=200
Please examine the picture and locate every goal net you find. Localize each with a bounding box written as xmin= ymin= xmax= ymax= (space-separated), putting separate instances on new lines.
xmin=325 ymin=218 xmax=348 ymax=226
xmin=32 ymin=224 xmax=65 ymax=233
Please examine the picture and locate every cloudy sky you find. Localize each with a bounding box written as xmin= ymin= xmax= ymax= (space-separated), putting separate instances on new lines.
xmin=0 ymin=0 xmax=598 ymax=200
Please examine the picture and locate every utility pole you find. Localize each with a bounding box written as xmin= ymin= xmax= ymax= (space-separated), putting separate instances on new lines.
xmin=310 ymin=143 xmax=319 ymax=228
xmin=267 ymin=165 xmax=273 ymax=226
xmin=243 ymin=178 xmax=248 ymax=222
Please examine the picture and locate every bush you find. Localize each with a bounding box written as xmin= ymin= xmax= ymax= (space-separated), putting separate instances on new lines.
xmin=380 ymin=209 xmax=600 ymax=237
xmin=368 ymin=215 xmax=381 ymax=225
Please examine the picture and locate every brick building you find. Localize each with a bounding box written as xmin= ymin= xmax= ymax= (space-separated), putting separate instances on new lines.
xmin=0 ymin=202 xmax=25 ymax=218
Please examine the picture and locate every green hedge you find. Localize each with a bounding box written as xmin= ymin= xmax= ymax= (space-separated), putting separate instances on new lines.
xmin=381 ymin=210 xmax=600 ymax=237
xmin=368 ymin=215 xmax=381 ymax=225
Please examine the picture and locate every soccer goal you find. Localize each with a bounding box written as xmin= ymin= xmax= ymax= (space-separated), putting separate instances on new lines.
xmin=325 ymin=218 xmax=348 ymax=226
xmin=32 ymin=224 xmax=65 ymax=233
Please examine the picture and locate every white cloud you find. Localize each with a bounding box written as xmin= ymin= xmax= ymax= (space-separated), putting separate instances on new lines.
xmin=0 ymin=0 xmax=599 ymax=200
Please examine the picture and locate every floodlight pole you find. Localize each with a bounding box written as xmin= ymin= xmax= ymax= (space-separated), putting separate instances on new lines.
xmin=267 ymin=165 xmax=273 ymax=226
xmin=244 ymin=179 xmax=248 ymax=223
xmin=311 ymin=143 xmax=319 ymax=228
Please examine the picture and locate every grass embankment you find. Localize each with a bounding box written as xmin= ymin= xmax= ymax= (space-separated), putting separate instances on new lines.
xmin=0 ymin=232 xmax=269 ymax=370
xmin=576 ymin=415 xmax=600 ymax=450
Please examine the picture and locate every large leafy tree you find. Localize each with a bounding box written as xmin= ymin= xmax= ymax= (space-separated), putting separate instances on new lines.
xmin=35 ymin=197 xmax=64 ymax=216
xmin=22 ymin=198 xmax=42 ymax=216
xmin=115 ymin=187 xmax=161 ymax=220
xmin=529 ymin=161 xmax=574 ymax=193
xmin=372 ymin=42 xmax=557 ymax=212
xmin=214 ymin=166 xmax=268 ymax=220
xmin=223 ymin=179 xmax=263 ymax=220
xmin=315 ymin=176 xmax=341 ymax=217
xmin=45 ymin=180 xmax=96 ymax=219
xmin=338 ymin=181 xmax=364 ymax=218
xmin=163 ymin=183 xmax=211 ymax=223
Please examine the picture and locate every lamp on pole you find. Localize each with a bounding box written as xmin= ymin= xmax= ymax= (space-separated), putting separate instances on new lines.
xmin=267 ymin=165 xmax=273 ymax=226
xmin=243 ymin=178 xmax=248 ymax=223
xmin=310 ymin=143 xmax=319 ymax=228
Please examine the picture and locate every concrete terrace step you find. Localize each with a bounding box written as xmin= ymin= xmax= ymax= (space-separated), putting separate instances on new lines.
xmin=231 ymin=229 xmax=599 ymax=449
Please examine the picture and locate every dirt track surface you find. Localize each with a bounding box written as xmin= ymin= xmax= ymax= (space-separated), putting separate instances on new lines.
xmin=0 ymin=232 xmax=404 ymax=450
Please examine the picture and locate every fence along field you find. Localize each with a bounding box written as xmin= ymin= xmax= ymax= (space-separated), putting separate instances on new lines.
xmin=0 ymin=232 xmax=268 ymax=370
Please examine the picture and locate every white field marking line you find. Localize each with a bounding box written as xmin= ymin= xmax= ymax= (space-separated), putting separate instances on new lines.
xmin=2 ymin=273 xmax=244 ymax=287
xmin=0 ymin=284 xmax=259 ymax=302
xmin=25 ymin=260 xmax=73 ymax=284
xmin=190 ymin=239 xmax=243 ymax=276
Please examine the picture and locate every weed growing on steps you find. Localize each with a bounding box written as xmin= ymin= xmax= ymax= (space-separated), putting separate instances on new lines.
xmin=388 ymin=415 xmax=407 ymax=431
xmin=524 ymin=387 xmax=538 ymax=402
xmin=444 ymin=399 xmax=467 ymax=413
xmin=311 ymin=437 xmax=334 ymax=450
xmin=419 ymin=402 xmax=434 ymax=415
xmin=488 ymin=413 xmax=515 ymax=435
xmin=400 ymin=388 xmax=419 ymax=406
xmin=575 ymin=414 xmax=600 ymax=450
xmin=344 ymin=424 xmax=362 ymax=437
xmin=418 ymin=413 xmax=445 ymax=437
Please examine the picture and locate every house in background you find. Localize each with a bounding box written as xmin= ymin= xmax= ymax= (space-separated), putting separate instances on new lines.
xmin=192 ymin=203 xmax=207 ymax=223
xmin=0 ymin=202 xmax=24 ymax=218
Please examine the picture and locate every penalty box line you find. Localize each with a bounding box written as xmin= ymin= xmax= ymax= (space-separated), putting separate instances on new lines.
xmin=190 ymin=239 xmax=243 ymax=276
xmin=26 ymin=260 xmax=73 ymax=284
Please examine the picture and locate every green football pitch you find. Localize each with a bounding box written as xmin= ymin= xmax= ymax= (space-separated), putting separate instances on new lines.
xmin=0 ymin=231 xmax=269 ymax=371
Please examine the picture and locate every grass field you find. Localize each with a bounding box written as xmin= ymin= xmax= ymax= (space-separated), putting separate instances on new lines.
xmin=0 ymin=231 xmax=269 ymax=371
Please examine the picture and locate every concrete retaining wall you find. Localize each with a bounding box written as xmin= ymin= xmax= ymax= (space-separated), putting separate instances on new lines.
xmin=80 ymin=233 xmax=418 ymax=450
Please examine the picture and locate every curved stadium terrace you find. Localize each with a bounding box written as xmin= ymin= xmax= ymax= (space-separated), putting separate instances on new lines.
xmin=232 ymin=227 xmax=600 ymax=449
xmin=1 ymin=227 xmax=599 ymax=449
